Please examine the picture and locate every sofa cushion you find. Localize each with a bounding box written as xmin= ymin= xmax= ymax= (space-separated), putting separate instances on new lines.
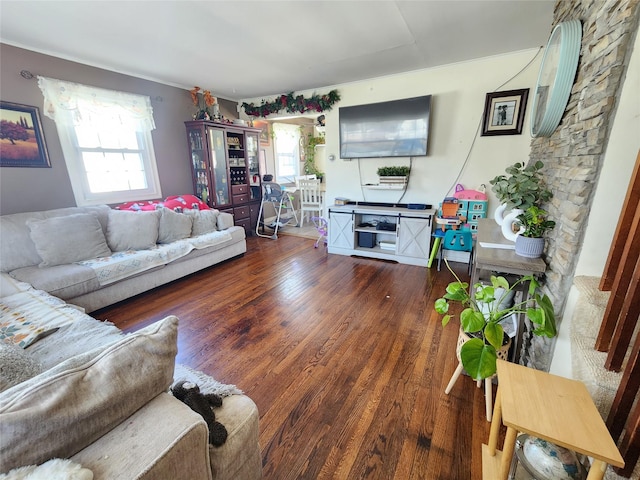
xmin=0 ymin=274 xmax=31 ymax=299
xmin=217 ymin=211 xmax=234 ymax=231
xmin=26 ymin=213 xmax=112 ymax=267
xmin=106 ymin=209 xmax=161 ymax=251
xmin=10 ymin=264 xmax=100 ymax=300
xmin=159 ymin=208 xmax=193 ymax=244
xmin=1 ymin=206 xmax=111 ymax=273
xmin=0 ymin=315 xmax=178 ymax=473
xmin=0 ymin=343 xmax=42 ymax=392
xmin=187 ymin=209 xmax=219 ymax=236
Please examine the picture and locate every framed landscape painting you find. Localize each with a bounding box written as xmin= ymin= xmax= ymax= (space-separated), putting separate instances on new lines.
xmin=481 ymin=89 xmax=529 ymax=136
xmin=0 ymin=101 xmax=51 ymax=167
xmin=253 ymin=120 xmax=271 ymax=146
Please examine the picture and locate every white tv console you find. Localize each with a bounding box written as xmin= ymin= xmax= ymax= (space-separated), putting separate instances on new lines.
xmin=327 ymin=204 xmax=435 ymax=267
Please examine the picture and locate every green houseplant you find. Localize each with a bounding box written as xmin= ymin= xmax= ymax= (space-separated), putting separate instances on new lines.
xmin=377 ymin=166 xmax=410 ymax=186
xmin=489 ymin=160 xmax=552 ymax=211
xmin=377 ymin=166 xmax=411 ymax=177
xmin=303 ymin=134 xmax=325 ymax=180
xmin=434 ymin=262 xmax=557 ymax=380
xmin=517 ymin=205 xmax=556 ymax=238
xmin=513 ymin=205 xmax=556 ymax=258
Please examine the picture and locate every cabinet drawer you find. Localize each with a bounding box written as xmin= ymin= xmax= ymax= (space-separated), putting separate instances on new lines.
xmin=233 ymin=193 xmax=250 ymax=204
xmin=235 ymin=218 xmax=251 ymax=235
xmin=232 ymin=184 xmax=248 ymax=195
xmin=234 ymin=205 xmax=250 ymax=219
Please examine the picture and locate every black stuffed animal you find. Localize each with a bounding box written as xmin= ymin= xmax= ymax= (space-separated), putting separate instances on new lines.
xmin=171 ymin=380 xmax=228 ymax=447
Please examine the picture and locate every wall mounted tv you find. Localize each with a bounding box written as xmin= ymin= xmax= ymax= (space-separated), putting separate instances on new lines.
xmin=339 ymin=95 xmax=431 ymax=159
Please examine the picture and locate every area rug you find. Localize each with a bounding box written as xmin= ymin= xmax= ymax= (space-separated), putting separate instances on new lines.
xmin=172 ymin=363 xmax=243 ymax=397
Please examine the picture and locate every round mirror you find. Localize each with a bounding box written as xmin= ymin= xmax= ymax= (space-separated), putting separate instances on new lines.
xmin=530 ymin=20 xmax=582 ymax=137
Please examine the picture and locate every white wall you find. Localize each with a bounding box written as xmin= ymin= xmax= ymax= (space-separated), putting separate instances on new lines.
xmin=574 ymin=30 xmax=640 ymax=277
xmin=241 ymin=48 xmax=544 ymax=212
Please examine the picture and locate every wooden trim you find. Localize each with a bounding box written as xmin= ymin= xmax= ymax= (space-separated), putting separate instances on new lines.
xmin=595 ymin=204 xmax=640 ymax=352
xmin=607 ymin=333 xmax=640 ymax=439
xmin=613 ymin=394 xmax=640 ymax=477
xmin=605 ymin=254 xmax=640 ymax=371
xmin=600 ymin=149 xmax=640 ymax=291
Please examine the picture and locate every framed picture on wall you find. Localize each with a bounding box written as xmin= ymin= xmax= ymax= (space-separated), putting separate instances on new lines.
xmin=253 ymin=120 xmax=271 ymax=146
xmin=481 ymin=88 xmax=529 ymax=136
xmin=0 ymin=101 xmax=51 ymax=167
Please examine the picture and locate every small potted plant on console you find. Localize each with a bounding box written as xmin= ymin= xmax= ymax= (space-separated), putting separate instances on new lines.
xmin=377 ymin=166 xmax=411 ymax=186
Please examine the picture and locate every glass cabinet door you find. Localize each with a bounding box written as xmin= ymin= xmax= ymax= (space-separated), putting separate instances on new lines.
xmin=246 ymin=132 xmax=261 ymax=200
xmin=207 ymin=127 xmax=230 ymax=207
xmin=188 ymin=127 xmax=210 ymax=205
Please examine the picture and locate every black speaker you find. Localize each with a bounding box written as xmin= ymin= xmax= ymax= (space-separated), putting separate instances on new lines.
xmin=358 ymin=232 xmax=376 ymax=248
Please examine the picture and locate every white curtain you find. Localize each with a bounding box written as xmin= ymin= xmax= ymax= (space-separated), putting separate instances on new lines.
xmin=37 ymin=76 xmax=155 ymax=132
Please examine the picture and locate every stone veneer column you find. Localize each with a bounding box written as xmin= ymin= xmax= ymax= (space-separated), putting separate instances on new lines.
xmin=523 ymin=0 xmax=639 ymax=371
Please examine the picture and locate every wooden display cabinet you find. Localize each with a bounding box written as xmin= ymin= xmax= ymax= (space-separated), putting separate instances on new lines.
xmin=185 ymin=121 xmax=262 ymax=235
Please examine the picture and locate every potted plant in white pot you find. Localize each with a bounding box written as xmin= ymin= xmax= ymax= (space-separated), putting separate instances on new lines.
xmin=434 ymin=262 xmax=557 ymax=380
xmin=489 ymin=160 xmax=553 ymax=227
xmin=514 ymin=205 xmax=556 ymax=258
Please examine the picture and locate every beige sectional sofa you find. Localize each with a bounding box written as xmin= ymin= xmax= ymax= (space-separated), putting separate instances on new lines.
xmin=0 ymin=206 xmax=261 ymax=478
xmin=0 ymin=205 xmax=247 ymax=312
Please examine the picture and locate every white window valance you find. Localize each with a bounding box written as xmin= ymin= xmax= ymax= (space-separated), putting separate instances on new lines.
xmin=37 ymin=76 xmax=155 ymax=132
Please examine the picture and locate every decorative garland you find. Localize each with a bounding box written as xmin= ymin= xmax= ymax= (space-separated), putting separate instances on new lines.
xmin=242 ymin=90 xmax=340 ymax=117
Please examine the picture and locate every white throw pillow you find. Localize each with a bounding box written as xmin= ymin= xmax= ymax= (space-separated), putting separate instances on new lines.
xmin=186 ymin=209 xmax=219 ymax=236
xmin=106 ymin=209 xmax=161 ymax=251
xmin=158 ymin=208 xmax=193 ymax=244
xmin=26 ymin=214 xmax=111 ymax=267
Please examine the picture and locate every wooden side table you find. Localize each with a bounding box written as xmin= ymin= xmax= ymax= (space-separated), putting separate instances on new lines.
xmin=483 ymin=360 xmax=624 ymax=480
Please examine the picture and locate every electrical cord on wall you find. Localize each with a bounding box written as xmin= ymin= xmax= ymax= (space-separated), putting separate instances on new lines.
xmin=396 ymin=157 xmax=413 ymax=203
xmin=445 ymin=46 xmax=544 ymax=197
xmin=358 ymin=158 xmax=367 ymax=202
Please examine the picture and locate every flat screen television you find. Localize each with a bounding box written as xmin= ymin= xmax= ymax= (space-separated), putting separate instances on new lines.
xmin=339 ymin=95 xmax=431 ymax=159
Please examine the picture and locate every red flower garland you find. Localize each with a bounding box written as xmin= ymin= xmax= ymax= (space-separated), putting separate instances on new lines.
xmin=242 ymin=90 xmax=340 ymax=117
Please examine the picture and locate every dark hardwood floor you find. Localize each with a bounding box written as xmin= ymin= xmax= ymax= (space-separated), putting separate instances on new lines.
xmin=94 ymin=235 xmax=496 ymax=479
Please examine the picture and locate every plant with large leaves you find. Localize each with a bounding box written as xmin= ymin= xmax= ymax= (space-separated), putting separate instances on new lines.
xmin=434 ymin=263 xmax=557 ymax=379
xmin=489 ymin=160 xmax=552 ymax=211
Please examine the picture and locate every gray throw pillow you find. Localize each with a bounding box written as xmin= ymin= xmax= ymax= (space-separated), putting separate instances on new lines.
xmin=186 ymin=209 xmax=219 ymax=236
xmin=158 ymin=208 xmax=193 ymax=244
xmin=27 ymin=214 xmax=112 ymax=267
xmin=0 ymin=343 xmax=42 ymax=392
xmin=106 ymin=209 xmax=161 ymax=251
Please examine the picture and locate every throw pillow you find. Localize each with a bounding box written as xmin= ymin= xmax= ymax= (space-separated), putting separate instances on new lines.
xmin=26 ymin=214 xmax=112 ymax=267
xmin=0 ymin=315 xmax=178 ymax=473
xmin=106 ymin=209 xmax=161 ymax=251
xmin=186 ymin=209 xmax=219 ymax=236
xmin=0 ymin=289 xmax=79 ymax=348
xmin=0 ymin=343 xmax=42 ymax=392
xmin=158 ymin=207 xmax=193 ymax=244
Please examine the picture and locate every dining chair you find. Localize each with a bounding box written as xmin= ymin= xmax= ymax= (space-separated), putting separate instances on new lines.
xmin=298 ymin=179 xmax=323 ymax=227
xmin=295 ymin=174 xmax=317 ymax=188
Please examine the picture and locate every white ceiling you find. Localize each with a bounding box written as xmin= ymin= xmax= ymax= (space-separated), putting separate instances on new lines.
xmin=0 ymin=1 xmax=555 ymax=101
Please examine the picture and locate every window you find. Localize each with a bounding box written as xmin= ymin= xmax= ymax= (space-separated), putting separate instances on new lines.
xmin=38 ymin=77 xmax=161 ymax=206
xmin=273 ymin=123 xmax=300 ymax=183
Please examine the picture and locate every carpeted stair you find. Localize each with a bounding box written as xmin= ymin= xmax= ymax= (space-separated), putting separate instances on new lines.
xmin=569 ymin=276 xmax=638 ymax=480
